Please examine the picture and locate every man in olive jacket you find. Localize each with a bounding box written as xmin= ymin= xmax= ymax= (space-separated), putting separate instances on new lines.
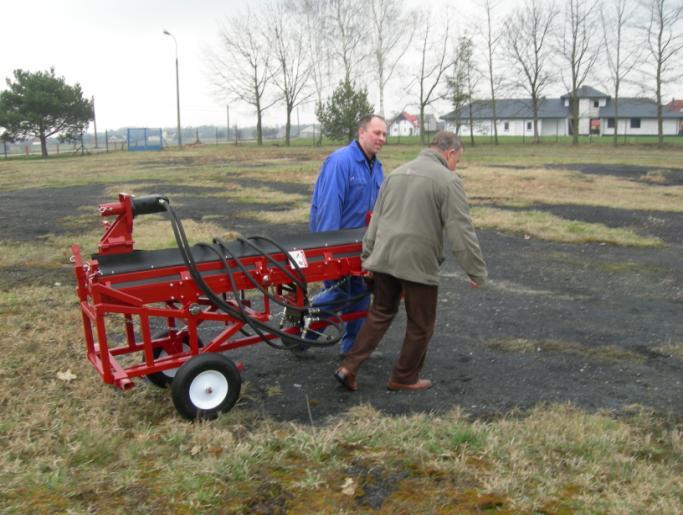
xmin=334 ymin=131 xmax=487 ymax=392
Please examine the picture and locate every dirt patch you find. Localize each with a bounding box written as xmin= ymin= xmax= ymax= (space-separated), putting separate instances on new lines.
xmin=490 ymin=163 xmax=683 ymax=186
xmin=3 ymin=171 xmax=682 ymax=425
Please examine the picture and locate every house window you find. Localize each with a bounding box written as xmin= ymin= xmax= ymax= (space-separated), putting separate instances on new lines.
xmin=607 ymin=118 xmax=615 ymax=129
xmin=504 ymin=121 xmax=509 ymax=131
xmin=630 ymin=118 xmax=641 ymax=129
xmin=593 ymin=100 xmax=599 ymax=108
xmin=526 ymin=121 xmax=532 ymax=131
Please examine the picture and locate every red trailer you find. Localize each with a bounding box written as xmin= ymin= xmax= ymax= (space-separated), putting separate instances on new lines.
xmin=71 ymin=193 xmax=367 ymax=420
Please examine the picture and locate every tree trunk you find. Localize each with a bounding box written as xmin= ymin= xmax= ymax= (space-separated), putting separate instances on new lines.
xmin=419 ymin=107 xmax=426 ymax=145
xmin=256 ymin=110 xmax=263 ymax=145
xmin=491 ymin=98 xmax=498 ymax=145
xmin=40 ymin=134 xmax=48 ymax=158
xmin=613 ymin=87 xmax=619 ymax=147
xmin=656 ymin=68 xmax=663 ymax=145
xmin=468 ymin=102 xmax=475 ymax=146
xmin=285 ymin=105 xmax=292 ymax=146
xmin=379 ymin=69 xmax=385 ymax=117
xmin=532 ymin=95 xmax=540 ymax=144
xmin=572 ymin=94 xmax=579 ymax=146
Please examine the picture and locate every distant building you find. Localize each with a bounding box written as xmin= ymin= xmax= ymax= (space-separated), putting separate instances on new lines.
xmin=666 ymin=98 xmax=683 ymax=134
xmin=387 ymin=112 xmax=442 ymax=137
xmin=441 ymin=86 xmax=683 ymax=137
xmin=388 ymin=112 xmax=420 ymax=137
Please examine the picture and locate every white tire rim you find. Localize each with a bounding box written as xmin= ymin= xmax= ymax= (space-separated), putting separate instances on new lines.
xmin=189 ymin=370 xmax=229 ymax=410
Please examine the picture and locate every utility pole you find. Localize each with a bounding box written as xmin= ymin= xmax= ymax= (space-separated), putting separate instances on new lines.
xmin=163 ymin=29 xmax=182 ymax=147
xmin=227 ymin=104 xmax=230 ymax=142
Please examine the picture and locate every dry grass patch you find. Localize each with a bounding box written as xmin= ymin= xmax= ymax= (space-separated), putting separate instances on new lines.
xmin=461 ymin=165 xmax=683 ymax=213
xmin=654 ymin=341 xmax=683 ymax=362
xmin=240 ymin=202 xmax=310 ymax=225
xmin=207 ymin=184 xmax=307 ymax=204
xmin=486 ymin=338 xmax=647 ymax=364
xmin=119 ymin=216 xmax=239 ymax=250
xmin=471 ymin=206 xmax=662 ymax=247
xmin=483 ymin=404 xmax=683 ymax=512
xmin=103 ymin=183 xmax=161 ymax=198
xmin=642 ymin=169 xmax=675 ymax=184
xmin=0 ymin=217 xmax=237 ymax=270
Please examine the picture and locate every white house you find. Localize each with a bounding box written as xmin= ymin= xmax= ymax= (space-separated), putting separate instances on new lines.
xmin=441 ymin=86 xmax=683 ymax=137
xmin=388 ymin=112 xmax=420 ymax=137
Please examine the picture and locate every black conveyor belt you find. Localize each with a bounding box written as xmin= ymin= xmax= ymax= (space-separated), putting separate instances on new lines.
xmin=94 ymin=227 xmax=366 ymax=277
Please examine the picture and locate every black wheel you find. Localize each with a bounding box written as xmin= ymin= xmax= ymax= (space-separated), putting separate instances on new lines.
xmin=145 ymin=330 xmax=204 ymax=388
xmin=171 ymin=353 xmax=242 ymax=421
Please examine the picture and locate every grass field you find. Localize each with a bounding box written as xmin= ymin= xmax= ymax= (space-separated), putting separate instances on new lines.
xmin=1 ymin=142 xmax=682 ymax=512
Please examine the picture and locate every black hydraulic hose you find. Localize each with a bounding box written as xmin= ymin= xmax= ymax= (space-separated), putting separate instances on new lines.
xmin=243 ymin=234 xmax=370 ymax=310
xmin=237 ymin=235 xmax=308 ymax=293
xmin=165 ymin=205 xmax=299 ymax=350
xmin=164 ymin=204 xmax=295 ymax=349
xmin=197 ymin=242 xmax=293 ymax=350
xmin=162 ymin=202 xmax=344 ymax=349
xmin=212 ymin=237 xmax=345 ymax=347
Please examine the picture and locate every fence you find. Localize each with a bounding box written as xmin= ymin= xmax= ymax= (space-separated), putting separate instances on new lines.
xmin=2 ymin=132 xmax=128 ymax=159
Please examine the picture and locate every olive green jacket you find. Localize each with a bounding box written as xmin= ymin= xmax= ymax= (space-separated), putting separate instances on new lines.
xmin=362 ymin=148 xmax=487 ymax=286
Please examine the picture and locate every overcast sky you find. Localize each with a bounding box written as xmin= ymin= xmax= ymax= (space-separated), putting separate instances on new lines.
xmin=1 ymin=0 xmax=680 ymax=132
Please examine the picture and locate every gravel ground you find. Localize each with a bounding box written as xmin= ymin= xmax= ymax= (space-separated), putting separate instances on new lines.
xmin=2 ymin=164 xmax=681 ymax=424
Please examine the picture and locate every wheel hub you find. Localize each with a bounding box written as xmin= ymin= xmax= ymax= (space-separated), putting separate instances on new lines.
xmin=188 ymin=370 xmax=229 ymax=410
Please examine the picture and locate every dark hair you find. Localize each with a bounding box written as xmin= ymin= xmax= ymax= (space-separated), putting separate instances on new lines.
xmin=430 ymin=131 xmax=464 ymax=152
xmin=357 ymin=114 xmax=385 ymax=131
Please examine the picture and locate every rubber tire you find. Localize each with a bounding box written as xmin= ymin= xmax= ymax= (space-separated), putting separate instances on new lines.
xmin=171 ymin=353 xmax=241 ymax=421
xmin=146 ymin=330 xmax=204 ymax=389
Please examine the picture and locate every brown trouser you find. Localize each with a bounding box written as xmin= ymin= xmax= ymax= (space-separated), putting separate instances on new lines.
xmin=341 ymin=271 xmax=438 ymax=385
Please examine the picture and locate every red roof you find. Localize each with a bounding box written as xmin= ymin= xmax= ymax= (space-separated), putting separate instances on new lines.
xmin=403 ymin=112 xmax=418 ymax=124
xmin=392 ymin=111 xmax=419 ymax=127
xmin=667 ymin=99 xmax=683 ymax=112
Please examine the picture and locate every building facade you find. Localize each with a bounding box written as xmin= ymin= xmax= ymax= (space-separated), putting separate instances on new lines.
xmin=441 ymin=86 xmax=683 ymax=137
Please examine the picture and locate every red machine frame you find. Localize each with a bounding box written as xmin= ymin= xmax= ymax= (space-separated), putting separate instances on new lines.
xmin=71 ymin=193 xmax=367 ymax=419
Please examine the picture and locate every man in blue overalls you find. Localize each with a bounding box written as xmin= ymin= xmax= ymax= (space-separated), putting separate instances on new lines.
xmin=308 ymin=114 xmax=387 ymax=357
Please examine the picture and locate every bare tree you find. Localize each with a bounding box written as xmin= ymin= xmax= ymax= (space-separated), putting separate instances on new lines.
xmin=368 ymin=0 xmax=416 ymax=116
xmin=481 ymin=0 xmax=505 ymax=145
xmin=329 ymin=0 xmax=368 ymax=83
xmin=559 ymin=0 xmax=601 ymax=145
xmin=210 ymin=8 xmax=276 ymax=145
xmin=267 ymin=3 xmax=313 ymax=145
xmin=505 ymin=0 xmax=558 ymax=144
xmin=412 ymin=13 xmax=451 ymax=144
xmin=641 ymin=0 xmax=683 ymax=144
xmin=601 ymin=0 xmax=642 ymax=145
xmin=286 ymin=0 xmax=334 ymax=145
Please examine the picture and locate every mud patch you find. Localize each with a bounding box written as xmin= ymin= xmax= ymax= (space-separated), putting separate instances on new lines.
xmin=545 ymin=163 xmax=683 ymax=185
